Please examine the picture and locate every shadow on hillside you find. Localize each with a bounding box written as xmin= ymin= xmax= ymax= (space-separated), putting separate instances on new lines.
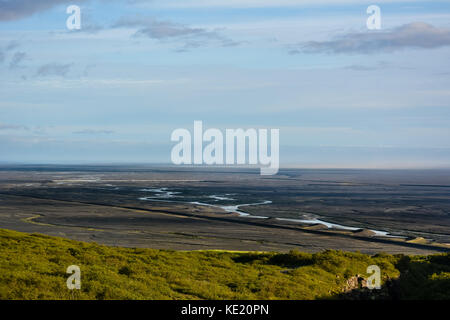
xmin=232 ymin=251 xmax=314 ymax=268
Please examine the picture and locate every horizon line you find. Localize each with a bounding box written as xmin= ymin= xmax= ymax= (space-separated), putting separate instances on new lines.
xmin=1 ymin=162 xmax=450 ymax=171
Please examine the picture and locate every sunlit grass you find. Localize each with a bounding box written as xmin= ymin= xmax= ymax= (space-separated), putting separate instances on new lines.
xmin=0 ymin=229 xmax=448 ymax=300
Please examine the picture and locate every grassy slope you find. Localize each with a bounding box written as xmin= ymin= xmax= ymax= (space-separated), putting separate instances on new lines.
xmin=0 ymin=228 xmax=448 ymax=300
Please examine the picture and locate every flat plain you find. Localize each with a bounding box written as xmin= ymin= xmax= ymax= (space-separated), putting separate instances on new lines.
xmin=0 ymin=165 xmax=449 ymax=254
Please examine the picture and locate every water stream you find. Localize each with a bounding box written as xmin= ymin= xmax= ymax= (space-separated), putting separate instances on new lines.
xmin=138 ymin=188 xmax=400 ymax=238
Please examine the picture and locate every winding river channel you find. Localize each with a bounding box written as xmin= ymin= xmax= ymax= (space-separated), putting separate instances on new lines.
xmin=138 ymin=188 xmax=400 ymax=238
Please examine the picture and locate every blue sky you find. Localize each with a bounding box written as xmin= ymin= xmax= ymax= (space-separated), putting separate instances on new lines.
xmin=1 ymin=0 xmax=450 ymax=167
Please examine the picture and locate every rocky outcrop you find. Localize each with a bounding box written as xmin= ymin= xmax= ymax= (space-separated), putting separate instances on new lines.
xmin=339 ymin=274 xmax=396 ymax=300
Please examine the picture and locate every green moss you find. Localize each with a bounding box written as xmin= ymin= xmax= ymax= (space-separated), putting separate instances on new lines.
xmin=0 ymin=228 xmax=448 ymax=300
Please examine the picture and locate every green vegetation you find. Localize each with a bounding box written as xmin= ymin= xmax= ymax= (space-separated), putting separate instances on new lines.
xmin=0 ymin=228 xmax=448 ymax=300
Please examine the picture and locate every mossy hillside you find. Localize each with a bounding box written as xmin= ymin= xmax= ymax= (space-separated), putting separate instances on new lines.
xmin=0 ymin=229 xmax=448 ymax=300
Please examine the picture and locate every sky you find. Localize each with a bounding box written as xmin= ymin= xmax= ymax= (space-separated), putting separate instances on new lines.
xmin=1 ymin=0 xmax=450 ymax=168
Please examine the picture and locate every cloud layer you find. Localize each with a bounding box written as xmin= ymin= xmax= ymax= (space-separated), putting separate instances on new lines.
xmin=35 ymin=63 xmax=73 ymax=77
xmin=9 ymin=52 xmax=27 ymax=69
xmin=0 ymin=41 xmax=19 ymax=64
xmin=0 ymin=0 xmax=89 ymax=21
xmin=292 ymin=22 xmax=450 ymax=54
xmin=114 ymin=16 xmax=241 ymax=50
xmin=0 ymin=123 xmax=28 ymax=131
